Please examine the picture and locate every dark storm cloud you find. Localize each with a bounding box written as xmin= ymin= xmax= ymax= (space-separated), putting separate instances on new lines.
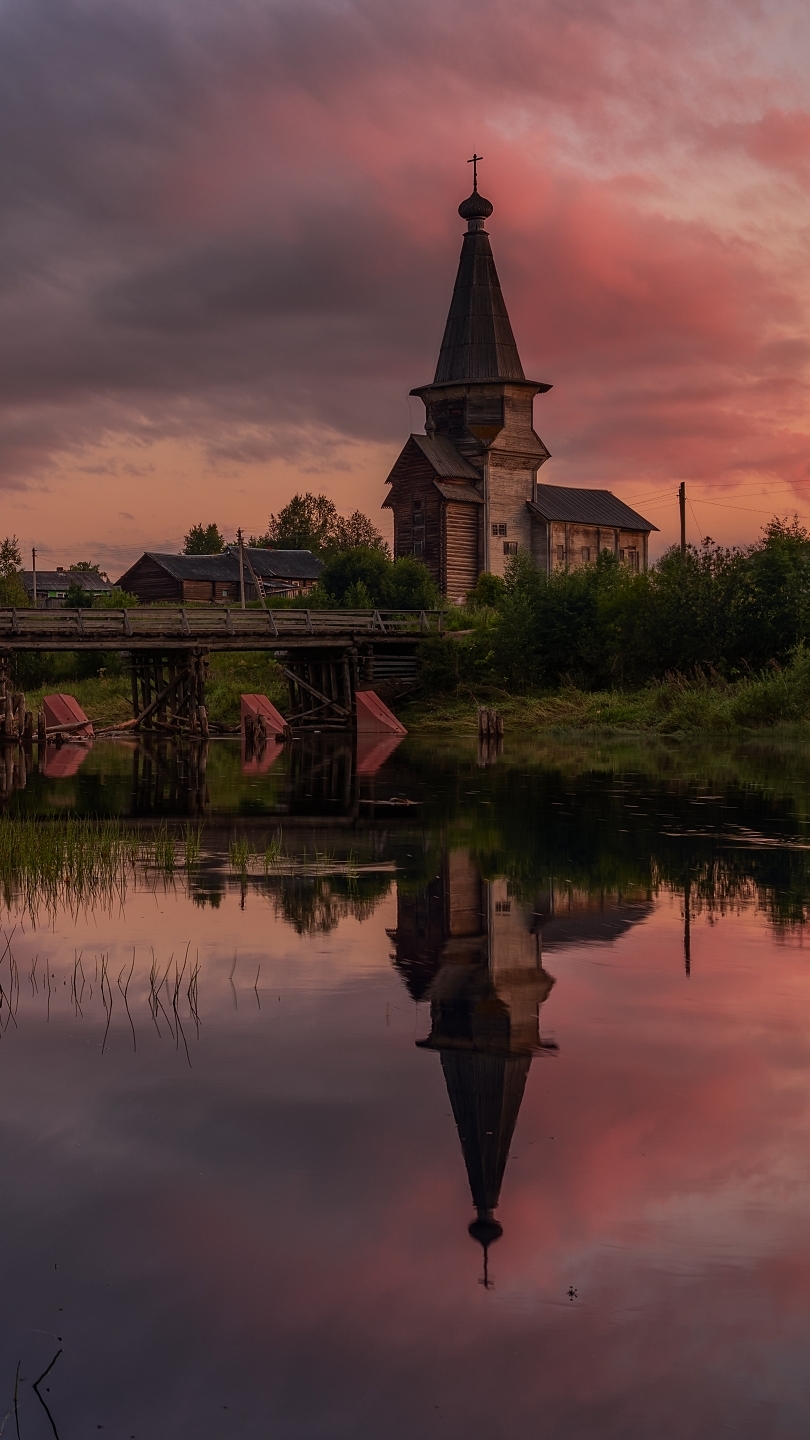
xmin=0 ymin=0 xmax=463 ymax=479
xmin=0 ymin=0 xmax=807 ymax=494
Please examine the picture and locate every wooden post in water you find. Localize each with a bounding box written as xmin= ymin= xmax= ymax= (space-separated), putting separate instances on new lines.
xmin=684 ymin=876 xmax=691 ymax=977
xmin=478 ymin=706 xmax=504 ymax=739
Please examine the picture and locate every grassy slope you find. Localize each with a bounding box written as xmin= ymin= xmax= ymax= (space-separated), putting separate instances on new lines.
xmin=24 ymin=653 xmax=289 ymax=729
xmin=20 ymin=650 xmax=810 ymax=734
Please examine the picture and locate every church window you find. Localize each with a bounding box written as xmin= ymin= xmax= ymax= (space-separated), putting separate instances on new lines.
xmin=581 ymin=547 xmax=591 ymax=562
xmin=556 ymin=545 xmax=565 ymax=562
xmin=491 ymin=522 xmax=507 ymax=536
xmin=413 ymin=540 xmax=424 ymax=556
xmin=625 ymin=547 xmax=639 ymax=572
xmin=503 ymin=541 xmax=518 ymax=556
xmin=495 ymin=900 xmax=511 ymax=914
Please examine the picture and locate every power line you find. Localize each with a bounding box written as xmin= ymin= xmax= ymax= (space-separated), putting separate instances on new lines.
xmin=689 ymin=496 xmax=810 ymax=519
xmin=633 ymin=482 xmax=810 ymax=502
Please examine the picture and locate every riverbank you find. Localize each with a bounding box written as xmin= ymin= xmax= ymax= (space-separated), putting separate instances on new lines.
xmin=23 ymin=652 xmax=288 ymax=730
xmin=18 ymin=648 xmax=810 ymax=734
xmin=400 ymin=652 xmax=810 ymax=732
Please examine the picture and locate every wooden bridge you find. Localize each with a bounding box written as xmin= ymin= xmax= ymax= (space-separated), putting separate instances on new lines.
xmin=0 ymin=607 xmax=444 ymax=735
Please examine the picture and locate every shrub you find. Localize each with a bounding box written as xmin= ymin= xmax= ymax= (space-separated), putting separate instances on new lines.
xmin=317 ymin=548 xmax=440 ymax=610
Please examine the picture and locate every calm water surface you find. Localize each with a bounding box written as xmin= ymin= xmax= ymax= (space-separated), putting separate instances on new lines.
xmin=3 ymin=733 xmax=810 ymax=1436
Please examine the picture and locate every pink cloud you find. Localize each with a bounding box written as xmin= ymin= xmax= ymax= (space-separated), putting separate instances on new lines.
xmin=2 ymin=0 xmax=810 ymax=558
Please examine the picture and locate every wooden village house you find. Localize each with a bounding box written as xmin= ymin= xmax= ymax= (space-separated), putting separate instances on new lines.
xmin=116 ymin=549 xmax=323 ymax=605
xmin=21 ymin=566 xmax=114 ymax=608
xmin=383 ymin=178 xmax=656 ymax=599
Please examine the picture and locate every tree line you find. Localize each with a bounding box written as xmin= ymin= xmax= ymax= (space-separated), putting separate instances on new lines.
xmin=8 ymin=500 xmax=810 ymax=696
xmin=183 ymin=493 xmax=389 ymax=557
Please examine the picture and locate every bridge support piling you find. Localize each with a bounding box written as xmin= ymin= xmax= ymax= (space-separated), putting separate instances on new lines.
xmin=129 ymin=649 xmax=209 ymax=733
xmin=280 ymin=647 xmax=356 ymax=729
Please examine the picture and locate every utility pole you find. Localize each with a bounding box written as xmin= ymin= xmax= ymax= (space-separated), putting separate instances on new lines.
xmin=237 ymin=528 xmax=246 ymax=609
xmin=679 ymin=482 xmax=686 ymax=556
xmin=31 ymin=546 xmax=37 ymax=608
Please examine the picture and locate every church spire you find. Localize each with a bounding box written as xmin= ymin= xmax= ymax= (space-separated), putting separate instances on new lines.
xmin=433 ymin=174 xmax=526 ymax=385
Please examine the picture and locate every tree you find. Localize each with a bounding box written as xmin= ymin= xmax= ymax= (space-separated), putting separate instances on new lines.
xmin=251 ymin=494 xmax=339 ymax=554
xmin=331 ymin=510 xmax=390 ymax=556
xmin=318 ymin=547 xmax=440 ymax=610
xmin=250 ymin=493 xmax=389 ymax=557
xmin=467 ymin=571 xmax=505 ymax=609
xmin=184 ymin=523 xmax=225 ymax=555
xmin=65 ymin=580 xmax=94 ymax=609
xmin=0 ymin=536 xmax=21 ymax=578
xmin=0 ymin=535 xmax=27 ymax=607
xmin=94 ymin=588 xmax=139 ymax=609
xmin=318 ymin=547 xmax=391 ymax=605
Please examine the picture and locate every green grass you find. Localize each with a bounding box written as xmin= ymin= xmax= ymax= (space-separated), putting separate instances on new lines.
xmin=22 ymin=653 xmax=288 ymax=729
xmin=25 ymin=673 xmax=132 ymax=728
xmin=400 ymin=649 xmax=810 ymax=734
xmin=205 ymin=652 xmax=287 ymax=725
xmin=19 ymin=645 xmax=810 ymax=737
xmin=0 ymin=816 xmax=142 ymax=914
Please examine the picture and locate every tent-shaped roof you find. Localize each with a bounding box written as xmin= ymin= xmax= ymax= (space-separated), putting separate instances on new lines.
xmin=433 ymin=189 xmax=526 ymax=385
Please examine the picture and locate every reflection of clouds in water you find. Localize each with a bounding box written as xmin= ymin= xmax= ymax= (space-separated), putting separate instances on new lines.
xmin=3 ymin=841 xmax=810 ymax=1432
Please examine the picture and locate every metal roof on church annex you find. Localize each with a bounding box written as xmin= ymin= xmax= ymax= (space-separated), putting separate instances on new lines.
xmin=529 ymin=487 xmax=658 ymax=531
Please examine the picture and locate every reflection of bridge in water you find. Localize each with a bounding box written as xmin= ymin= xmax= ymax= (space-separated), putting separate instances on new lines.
xmin=389 ymin=849 xmax=652 ymax=1283
xmin=127 ymin=731 xmax=405 ymax=820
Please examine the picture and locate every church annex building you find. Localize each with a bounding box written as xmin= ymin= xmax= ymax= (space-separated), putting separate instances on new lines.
xmin=383 ymin=173 xmax=657 ymax=601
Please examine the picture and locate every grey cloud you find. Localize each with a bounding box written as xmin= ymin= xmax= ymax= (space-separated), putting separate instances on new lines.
xmin=0 ymin=0 xmax=801 ymax=492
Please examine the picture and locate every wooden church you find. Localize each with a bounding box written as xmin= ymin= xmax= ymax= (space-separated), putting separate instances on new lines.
xmin=383 ymin=169 xmax=656 ymax=599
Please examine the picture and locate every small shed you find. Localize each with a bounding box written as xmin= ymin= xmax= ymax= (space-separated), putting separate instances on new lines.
xmin=115 ymin=549 xmax=323 ymax=605
xmin=528 ymin=487 xmax=658 ymax=574
xmin=21 ymin=568 xmax=114 ymax=608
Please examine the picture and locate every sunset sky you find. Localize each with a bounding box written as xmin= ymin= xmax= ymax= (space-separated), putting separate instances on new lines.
xmin=3 ymin=0 xmax=810 ymax=575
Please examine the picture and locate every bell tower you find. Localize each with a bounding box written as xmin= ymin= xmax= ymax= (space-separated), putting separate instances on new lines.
xmin=384 ymin=165 xmax=553 ymax=593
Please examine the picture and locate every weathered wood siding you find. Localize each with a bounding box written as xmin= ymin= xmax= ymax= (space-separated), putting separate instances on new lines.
xmin=386 ymin=448 xmax=444 ymax=586
xmin=443 ymin=503 xmax=480 ymax=599
xmin=530 ymin=515 xmax=550 ymax=572
xmin=546 ymin=523 xmax=649 ymax=573
xmin=116 ymin=555 xmax=181 ymax=604
xmin=182 ymin=580 xmax=213 ymax=602
xmin=485 ymin=452 xmax=536 ymax=576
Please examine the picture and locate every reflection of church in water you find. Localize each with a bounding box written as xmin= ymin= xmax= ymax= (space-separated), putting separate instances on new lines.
xmin=389 ymin=851 xmax=651 ymax=1282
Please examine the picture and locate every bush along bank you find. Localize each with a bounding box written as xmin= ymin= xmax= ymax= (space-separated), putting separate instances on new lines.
xmin=408 ymin=521 xmax=810 ymax=731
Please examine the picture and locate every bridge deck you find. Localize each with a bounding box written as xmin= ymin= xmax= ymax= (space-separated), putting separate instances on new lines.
xmin=0 ymin=607 xmax=445 ymax=651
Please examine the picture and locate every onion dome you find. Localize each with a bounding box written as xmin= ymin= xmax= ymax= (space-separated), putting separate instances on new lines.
xmin=458 ymin=189 xmax=494 ymax=227
xmin=468 ymin=1215 xmax=503 ymax=1250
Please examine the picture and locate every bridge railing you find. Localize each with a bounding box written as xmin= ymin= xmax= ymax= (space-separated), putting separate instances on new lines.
xmin=0 ymin=607 xmax=446 ymax=642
